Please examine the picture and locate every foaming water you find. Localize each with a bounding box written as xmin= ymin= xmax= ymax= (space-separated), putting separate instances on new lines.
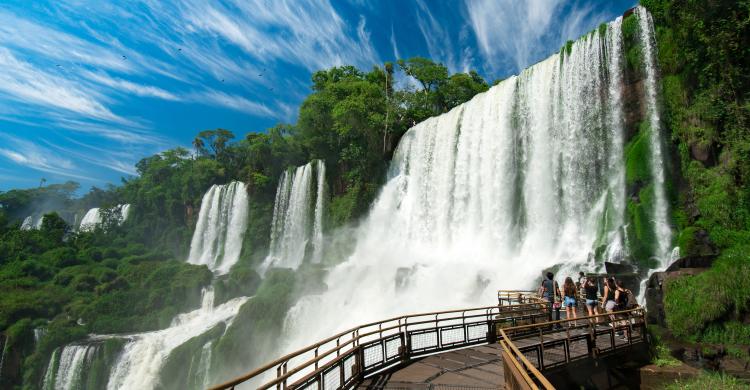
xmin=106 ymin=288 xmax=247 ymax=390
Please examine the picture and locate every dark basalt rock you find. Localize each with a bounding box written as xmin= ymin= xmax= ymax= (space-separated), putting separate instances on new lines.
xmin=665 ymin=254 xmax=717 ymax=272
xmin=605 ymin=261 xmax=635 ymax=274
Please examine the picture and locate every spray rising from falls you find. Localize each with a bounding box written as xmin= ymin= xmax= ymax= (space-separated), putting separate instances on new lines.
xmin=284 ymin=8 xmax=671 ymax=347
xmin=106 ymin=289 xmax=248 ymax=390
xmin=187 ymin=181 xmax=249 ymax=274
xmin=264 ymin=160 xmax=326 ymax=269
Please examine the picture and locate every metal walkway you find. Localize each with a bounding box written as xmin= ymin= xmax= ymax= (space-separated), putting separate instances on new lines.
xmin=209 ymin=291 xmax=647 ymax=390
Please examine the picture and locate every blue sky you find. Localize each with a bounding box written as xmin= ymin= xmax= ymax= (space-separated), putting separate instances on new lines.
xmin=0 ymin=0 xmax=635 ymax=192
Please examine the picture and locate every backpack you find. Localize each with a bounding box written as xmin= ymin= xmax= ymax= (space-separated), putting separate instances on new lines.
xmin=618 ymin=288 xmax=637 ymax=309
xmin=625 ymin=289 xmax=638 ymax=308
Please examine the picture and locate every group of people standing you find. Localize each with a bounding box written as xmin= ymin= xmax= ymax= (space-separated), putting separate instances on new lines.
xmin=537 ymin=271 xmax=635 ymax=332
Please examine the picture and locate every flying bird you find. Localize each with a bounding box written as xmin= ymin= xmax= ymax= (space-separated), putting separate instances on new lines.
xmin=122 ymin=55 xmax=127 ymax=60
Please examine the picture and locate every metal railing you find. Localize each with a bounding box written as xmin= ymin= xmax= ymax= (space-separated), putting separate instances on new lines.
xmin=498 ymin=307 xmax=647 ymax=389
xmin=209 ymin=292 xmax=546 ymax=390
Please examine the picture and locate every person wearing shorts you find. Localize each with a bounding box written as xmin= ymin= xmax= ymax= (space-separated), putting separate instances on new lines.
xmin=601 ymin=277 xmax=618 ymax=327
xmin=584 ymin=277 xmax=600 ymax=322
xmin=562 ymin=276 xmax=578 ymax=326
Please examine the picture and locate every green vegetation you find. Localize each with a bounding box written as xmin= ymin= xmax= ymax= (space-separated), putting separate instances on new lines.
xmin=664 ymin=371 xmax=750 ymax=390
xmin=648 ymin=326 xmax=681 ymax=367
xmin=640 ymin=0 xmax=750 ymax=355
xmin=664 ymin=245 xmax=750 ymax=342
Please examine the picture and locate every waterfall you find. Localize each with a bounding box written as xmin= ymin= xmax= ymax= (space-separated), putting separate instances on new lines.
xmin=0 ymin=337 xmax=6 ymax=385
xmin=187 ymin=182 xmax=249 ymax=274
xmin=106 ymin=288 xmax=248 ymax=390
xmin=20 ymin=215 xmax=44 ymax=230
xmin=42 ymin=348 xmax=59 ymax=390
xmin=49 ymin=343 xmax=99 ymax=390
xmin=78 ymin=204 xmax=131 ymax=232
xmin=281 ymin=9 xmax=671 ymax=349
xmin=311 ymin=160 xmax=327 ymax=264
xmin=78 ymin=208 xmax=101 ymax=232
xmin=193 ymin=341 xmax=213 ymax=389
xmin=34 ymin=327 xmax=47 ymax=345
xmin=636 ymin=6 xmax=672 ymax=266
xmin=264 ymin=160 xmax=327 ymax=270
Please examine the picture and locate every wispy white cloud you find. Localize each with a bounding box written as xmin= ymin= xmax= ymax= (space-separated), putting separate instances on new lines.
xmin=45 ymin=138 xmax=139 ymax=176
xmin=414 ymin=0 xmax=459 ymax=72
xmin=82 ymin=71 xmax=180 ymax=101
xmin=193 ymin=90 xmax=277 ymax=118
xmin=52 ymin=118 xmax=168 ymax=146
xmin=465 ymin=0 xmax=612 ymax=75
xmin=0 ymin=133 xmax=100 ymax=181
xmin=390 ymin=25 xmax=401 ymax=60
xmin=0 ymin=48 xmax=129 ymax=124
xmin=176 ymin=0 xmax=381 ymax=72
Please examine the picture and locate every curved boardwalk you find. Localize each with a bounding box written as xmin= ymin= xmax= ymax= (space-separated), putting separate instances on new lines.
xmin=357 ymin=307 xmax=644 ymax=390
xmin=209 ymin=293 xmax=647 ymax=390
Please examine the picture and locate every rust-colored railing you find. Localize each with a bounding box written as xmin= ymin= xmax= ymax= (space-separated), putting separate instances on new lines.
xmin=209 ymin=291 xmax=546 ymax=390
xmin=499 ymin=330 xmax=555 ymax=390
xmin=498 ymin=307 xmax=647 ymax=389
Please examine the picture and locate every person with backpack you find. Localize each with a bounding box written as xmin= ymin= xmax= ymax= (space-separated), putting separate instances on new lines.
xmin=613 ymin=279 xmax=635 ymax=339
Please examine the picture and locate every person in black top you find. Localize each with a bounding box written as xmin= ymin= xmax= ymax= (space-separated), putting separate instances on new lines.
xmin=583 ymin=277 xmax=600 ymax=322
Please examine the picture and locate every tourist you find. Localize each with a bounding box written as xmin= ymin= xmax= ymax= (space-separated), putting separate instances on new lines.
xmin=601 ymin=277 xmax=617 ymax=325
xmin=584 ymin=277 xmax=600 ymax=322
xmin=563 ymin=276 xmax=578 ymax=326
xmin=538 ymin=271 xmax=561 ymax=323
xmin=614 ymin=279 xmax=630 ymax=339
xmin=577 ymin=271 xmax=586 ymax=290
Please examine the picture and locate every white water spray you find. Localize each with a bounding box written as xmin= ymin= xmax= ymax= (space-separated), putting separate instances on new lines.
xmin=187 ymin=182 xmax=249 ymax=274
xmin=636 ymin=6 xmax=672 ymax=267
xmin=264 ymin=160 xmax=326 ymax=270
xmin=51 ymin=343 xmax=99 ymax=390
xmin=106 ymin=288 xmax=248 ymax=390
xmin=282 ymin=18 xmax=655 ymax=349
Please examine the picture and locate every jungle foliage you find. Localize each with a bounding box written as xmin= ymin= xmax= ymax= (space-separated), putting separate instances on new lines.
xmin=641 ymin=0 xmax=750 ymax=346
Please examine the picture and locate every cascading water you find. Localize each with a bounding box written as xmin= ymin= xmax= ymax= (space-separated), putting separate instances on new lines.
xmin=264 ymin=160 xmax=326 ymax=269
xmin=42 ymin=348 xmax=59 ymax=390
xmin=282 ymin=7 xmax=671 ymax=348
xmin=311 ymin=161 xmax=327 ymax=264
xmin=106 ymin=288 xmax=248 ymax=390
xmin=44 ymin=181 xmax=251 ymax=389
xmin=187 ymin=181 xmax=249 ymax=274
xmin=78 ymin=204 xmax=132 ymax=232
xmin=20 ymin=215 xmax=44 ymax=230
xmin=46 ymin=344 xmax=99 ymax=390
xmin=635 ymin=6 xmax=672 ymax=267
